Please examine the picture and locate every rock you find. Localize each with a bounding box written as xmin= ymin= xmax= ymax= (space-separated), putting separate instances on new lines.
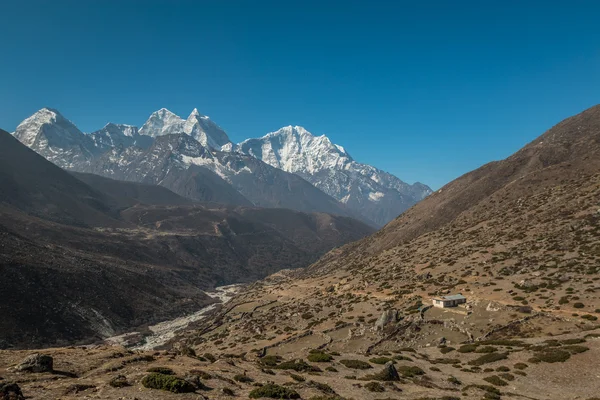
xmin=374 ymin=309 xmax=398 ymax=330
xmin=108 ymin=375 xmax=130 ymax=388
xmin=63 ymin=384 xmax=95 ymax=395
xmin=0 ymin=382 xmax=24 ymax=400
xmin=15 ymin=354 xmax=53 ymax=373
xmin=376 ymin=361 xmax=400 ymax=381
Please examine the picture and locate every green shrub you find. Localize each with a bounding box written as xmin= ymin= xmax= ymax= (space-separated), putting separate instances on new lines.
xmin=458 ymin=344 xmax=478 ymax=353
xmin=499 ymin=373 xmax=514 ymax=381
xmin=325 ymin=366 xmax=338 ymax=372
xmin=289 ymin=373 xmax=305 ymax=382
xmin=561 ymin=338 xmax=586 ymax=345
xmin=276 ymin=359 xmax=321 ymax=372
xmin=203 ymin=353 xmax=216 ymax=363
xmin=369 ymin=357 xmax=393 ymax=365
xmin=364 ymin=381 xmax=385 ymax=392
xmin=439 ymin=346 xmax=456 ymax=354
xmin=308 ymin=352 xmax=333 ymax=362
xmin=573 ymin=302 xmax=585 ymax=309
xmin=529 ymin=350 xmax=570 ymax=363
xmin=249 ymin=383 xmax=300 ymax=399
xmin=396 ymin=365 xmax=425 ymax=377
xmin=340 ymin=359 xmax=372 ymax=369
xmin=222 ymin=387 xmax=235 ymax=396
xmin=146 ymin=367 xmax=174 ymax=375
xmin=259 ymin=355 xmax=283 ymax=367
xmin=468 ymin=353 xmax=508 ymax=366
xmin=475 ymin=346 xmax=498 ymax=353
xmin=495 ymin=366 xmax=509 ymax=372
xmin=233 ymin=374 xmax=254 ymax=383
xmin=308 ymin=380 xmax=335 ymax=394
xmin=448 ymin=376 xmax=461 ymax=385
xmin=483 ymin=375 xmax=508 ymax=386
xmin=141 ymin=373 xmax=195 ymax=393
xmin=563 ymin=345 xmax=589 ymax=354
xmin=513 ymin=363 xmax=528 ymax=370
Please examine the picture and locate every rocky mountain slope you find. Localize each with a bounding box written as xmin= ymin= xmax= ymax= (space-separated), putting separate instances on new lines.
xmin=158 ymin=104 xmax=600 ymax=399
xmin=13 ymin=108 xmax=429 ymax=226
xmin=0 ymin=129 xmax=374 ymax=348
xmin=238 ymin=125 xmax=432 ymax=226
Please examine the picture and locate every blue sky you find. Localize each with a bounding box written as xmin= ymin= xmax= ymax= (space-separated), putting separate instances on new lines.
xmin=1 ymin=1 xmax=599 ymax=189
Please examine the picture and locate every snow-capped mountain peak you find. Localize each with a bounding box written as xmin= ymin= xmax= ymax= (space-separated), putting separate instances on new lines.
xmin=98 ymin=123 xmax=138 ymax=137
xmin=138 ymin=108 xmax=186 ymax=138
xmin=183 ymin=109 xmax=232 ymax=151
xmin=237 ymin=125 xmax=432 ymax=226
xmin=238 ymin=125 xmax=352 ymax=174
xmin=12 ymin=108 xmax=97 ymax=169
xmin=138 ymin=108 xmax=232 ymax=151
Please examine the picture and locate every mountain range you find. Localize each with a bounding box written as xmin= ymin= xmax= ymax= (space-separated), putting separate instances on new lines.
xmin=12 ymin=108 xmax=431 ymax=227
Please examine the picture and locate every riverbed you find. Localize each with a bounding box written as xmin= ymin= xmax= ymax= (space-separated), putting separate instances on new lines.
xmin=105 ymin=284 xmax=241 ymax=350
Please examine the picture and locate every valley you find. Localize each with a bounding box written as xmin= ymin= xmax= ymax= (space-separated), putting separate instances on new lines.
xmin=1 ymin=104 xmax=598 ymax=399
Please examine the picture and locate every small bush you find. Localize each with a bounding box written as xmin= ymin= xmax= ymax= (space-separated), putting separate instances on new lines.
xmin=308 ymin=352 xmax=333 ymax=362
xmin=369 ymin=357 xmax=393 ymax=365
xmin=233 ymin=374 xmax=254 ymax=383
xmin=259 ymin=355 xmax=282 ymax=367
xmin=440 ymin=346 xmax=456 ymax=354
xmin=325 ymin=366 xmax=338 ymax=372
xmin=475 ymin=346 xmax=498 ymax=354
xmin=222 ymin=387 xmax=235 ymax=396
xmin=563 ymin=345 xmax=589 ymax=354
xmin=364 ymin=381 xmax=385 ymax=392
xmin=468 ymin=353 xmax=508 ymax=366
xmin=276 ymin=359 xmax=321 ymax=372
xmin=340 ymin=359 xmax=372 ymax=369
xmin=146 ymin=367 xmax=174 ymax=375
xmin=513 ymin=363 xmax=528 ymax=370
xmin=203 ymin=353 xmax=216 ymax=363
xmin=573 ymin=302 xmax=585 ymax=309
xmin=448 ymin=376 xmax=461 ymax=385
xmin=290 ymin=373 xmax=305 ymax=382
xmin=483 ymin=375 xmax=508 ymax=386
xmin=141 ymin=373 xmax=195 ymax=393
xmin=458 ymin=344 xmax=478 ymax=353
xmin=495 ymin=366 xmax=509 ymax=372
xmin=396 ymin=365 xmax=425 ymax=377
xmin=529 ymin=350 xmax=570 ymax=363
xmin=249 ymin=383 xmax=300 ymax=399
xmin=499 ymin=373 xmax=514 ymax=381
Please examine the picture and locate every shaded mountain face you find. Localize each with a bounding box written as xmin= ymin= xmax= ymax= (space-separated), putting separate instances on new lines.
xmin=0 ymin=129 xmax=123 ymax=227
xmin=237 ymin=125 xmax=432 ymax=226
xmin=0 ymin=129 xmax=374 ymax=347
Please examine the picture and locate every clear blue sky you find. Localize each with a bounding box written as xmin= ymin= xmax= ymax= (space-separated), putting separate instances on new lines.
xmin=1 ymin=1 xmax=599 ymax=189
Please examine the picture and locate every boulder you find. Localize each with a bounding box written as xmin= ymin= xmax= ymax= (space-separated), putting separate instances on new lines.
xmin=374 ymin=309 xmax=398 ymax=331
xmin=15 ymin=354 xmax=53 ymax=373
xmin=373 ymin=361 xmax=400 ymax=381
xmin=0 ymin=382 xmax=24 ymax=400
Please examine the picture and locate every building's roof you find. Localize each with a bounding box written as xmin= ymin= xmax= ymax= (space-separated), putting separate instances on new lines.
xmin=443 ymin=294 xmax=466 ymax=301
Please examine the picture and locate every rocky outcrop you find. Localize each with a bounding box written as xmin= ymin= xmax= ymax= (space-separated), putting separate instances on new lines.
xmin=15 ymin=354 xmax=53 ymax=373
